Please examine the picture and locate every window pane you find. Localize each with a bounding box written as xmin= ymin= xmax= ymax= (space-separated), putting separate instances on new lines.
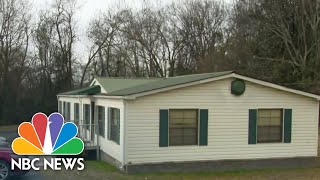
xmin=110 ymin=107 xmax=120 ymax=144
xmin=257 ymin=109 xmax=283 ymax=143
xmin=74 ymin=103 xmax=79 ymax=122
xmin=67 ymin=102 xmax=71 ymax=121
xmin=271 ymin=109 xmax=281 ymax=117
xmin=183 ymin=128 xmax=197 ymax=137
xmin=83 ymin=104 xmax=90 ymax=129
xmin=257 ymin=126 xmax=269 ymax=142
xmin=169 ymin=109 xmax=198 ymax=146
xmin=169 ymin=136 xmax=184 ymax=146
xmin=97 ymin=106 xmax=105 ymax=137
xmin=257 ymin=117 xmax=270 ymax=126
xmin=169 ymin=128 xmax=184 ymax=137
xmin=270 ymin=117 xmax=281 ymax=125
xmin=170 ymin=118 xmax=184 ymax=127
xmin=184 ymin=118 xmax=197 ymax=128
xmin=58 ymin=101 xmax=62 ymax=113
xmin=269 ymin=127 xmax=282 ymax=141
xmin=183 ymin=110 xmax=198 ymax=119
xmin=170 ymin=110 xmax=183 ymax=119
xmin=258 ymin=110 xmax=270 ymax=118
xmin=183 ymin=136 xmax=197 ymax=145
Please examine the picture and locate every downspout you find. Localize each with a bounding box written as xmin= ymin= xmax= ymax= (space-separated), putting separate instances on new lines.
xmin=121 ymin=99 xmax=128 ymax=172
xmin=94 ymin=96 xmax=100 ymax=160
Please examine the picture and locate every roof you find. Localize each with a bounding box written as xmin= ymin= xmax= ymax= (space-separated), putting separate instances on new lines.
xmin=58 ymin=71 xmax=320 ymax=100
xmin=59 ymin=85 xmax=101 ymax=95
xmin=106 ymin=71 xmax=233 ymax=96
xmin=94 ymin=77 xmax=160 ymax=93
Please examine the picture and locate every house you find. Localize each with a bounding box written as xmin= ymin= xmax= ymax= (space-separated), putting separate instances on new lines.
xmin=57 ymin=71 xmax=320 ymax=172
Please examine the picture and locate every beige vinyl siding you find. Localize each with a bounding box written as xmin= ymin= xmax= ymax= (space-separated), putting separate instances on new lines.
xmin=126 ymin=78 xmax=319 ymax=164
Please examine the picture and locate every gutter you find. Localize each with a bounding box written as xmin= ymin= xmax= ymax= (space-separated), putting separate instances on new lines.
xmin=92 ymin=95 xmax=135 ymax=100
xmin=57 ymin=95 xmax=89 ymax=98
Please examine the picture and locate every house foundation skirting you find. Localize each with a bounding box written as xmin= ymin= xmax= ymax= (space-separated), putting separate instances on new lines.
xmin=122 ymin=157 xmax=320 ymax=173
xmin=99 ymin=150 xmax=122 ymax=169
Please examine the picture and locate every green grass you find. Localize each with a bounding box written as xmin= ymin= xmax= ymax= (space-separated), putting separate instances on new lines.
xmin=0 ymin=125 xmax=18 ymax=132
xmin=85 ymin=160 xmax=118 ymax=172
xmin=85 ymin=160 xmax=320 ymax=177
xmin=40 ymin=160 xmax=320 ymax=180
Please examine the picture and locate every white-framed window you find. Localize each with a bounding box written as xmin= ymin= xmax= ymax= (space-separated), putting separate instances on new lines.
xmin=169 ymin=109 xmax=198 ymax=146
xmin=83 ymin=104 xmax=90 ymax=130
xmin=97 ymin=106 xmax=105 ymax=137
xmin=257 ymin=109 xmax=283 ymax=143
xmin=74 ymin=103 xmax=80 ymax=123
xmin=108 ymin=107 xmax=120 ymax=144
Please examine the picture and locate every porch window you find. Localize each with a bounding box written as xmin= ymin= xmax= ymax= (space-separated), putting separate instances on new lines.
xmin=65 ymin=102 xmax=71 ymax=121
xmin=63 ymin=101 xmax=66 ymax=117
xmin=108 ymin=107 xmax=120 ymax=144
xmin=97 ymin=106 xmax=105 ymax=137
xmin=83 ymin=104 xmax=90 ymax=130
xmin=257 ymin=109 xmax=283 ymax=143
xmin=58 ymin=101 xmax=62 ymax=114
xmin=169 ymin=109 xmax=198 ymax=146
xmin=74 ymin=103 xmax=79 ymax=124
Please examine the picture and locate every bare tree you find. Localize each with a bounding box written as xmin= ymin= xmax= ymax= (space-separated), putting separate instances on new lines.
xmin=173 ymin=0 xmax=228 ymax=74
xmin=80 ymin=10 xmax=124 ymax=87
xmin=231 ymin=0 xmax=320 ymax=89
xmin=51 ymin=0 xmax=77 ymax=89
xmin=0 ymin=0 xmax=31 ymax=123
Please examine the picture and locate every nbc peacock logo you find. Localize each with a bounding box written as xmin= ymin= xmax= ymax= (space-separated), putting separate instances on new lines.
xmin=12 ymin=112 xmax=84 ymax=155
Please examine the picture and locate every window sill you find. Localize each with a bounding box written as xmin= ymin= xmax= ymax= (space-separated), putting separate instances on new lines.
xmin=166 ymin=145 xmax=205 ymax=147
xmin=255 ymin=142 xmax=286 ymax=144
xmin=109 ymin=139 xmax=120 ymax=146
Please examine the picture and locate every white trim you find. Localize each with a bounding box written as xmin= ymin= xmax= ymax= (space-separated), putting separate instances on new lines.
xmin=57 ymin=94 xmax=133 ymax=100
xmin=233 ymin=73 xmax=320 ymax=100
xmin=92 ymin=95 xmax=134 ymax=100
xmin=91 ymin=78 xmax=108 ymax=93
xmin=89 ymin=79 xmax=96 ymax=86
xmin=57 ymin=95 xmax=89 ymax=98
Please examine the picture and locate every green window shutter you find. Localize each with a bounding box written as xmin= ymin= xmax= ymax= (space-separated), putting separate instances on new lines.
xmin=284 ymin=109 xmax=292 ymax=143
xmin=116 ymin=109 xmax=120 ymax=145
xmin=248 ymin=109 xmax=257 ymax=144
xmin=107 ymin=107 xmax=111 ymax=140
xmin=159 ymin=109 xmax=169 ymax=147
xmin=102 ymin=107 xmax=105 ymax=137
xmin=199 ymin=109 xmax=208 ymax=146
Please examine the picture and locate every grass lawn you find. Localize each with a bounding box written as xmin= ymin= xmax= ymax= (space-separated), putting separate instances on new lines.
xmin=40 ymin=160 xmax=320 ymax=180
xmin=0 ymin=125 xmax=18 ymax=132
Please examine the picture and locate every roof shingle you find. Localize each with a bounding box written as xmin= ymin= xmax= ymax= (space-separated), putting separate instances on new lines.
xmin=103 ymin=71 xmax=233 ymax=96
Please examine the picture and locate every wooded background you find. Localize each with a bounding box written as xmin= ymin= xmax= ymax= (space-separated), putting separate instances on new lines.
xmin=0 ymin=0 xmax=319 ymax=124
